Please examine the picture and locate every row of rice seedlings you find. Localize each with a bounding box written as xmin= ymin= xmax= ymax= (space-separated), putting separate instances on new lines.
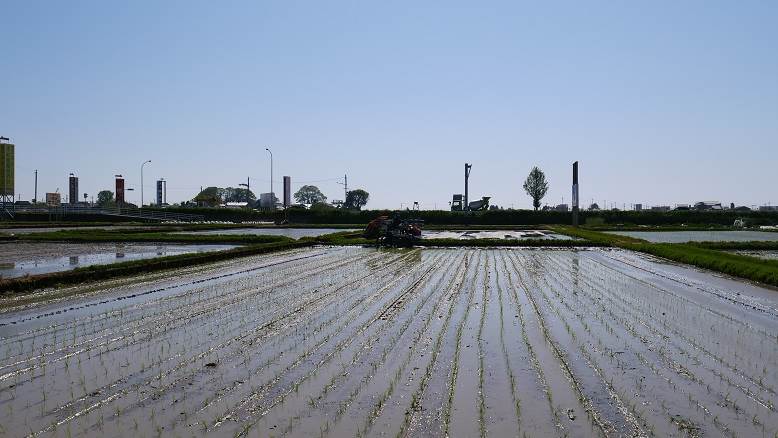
xmin=11 ymin=269 xmax=314 ymax=425
xmin=567 ymin=253 xmax=778 ymax=412
xmin=0 ymin=248 xmax=365 ymax=392
xmin=507 ymin=251 xmax=611 ymax=436
xmin=166 ymin=253 xmax=422 ymax=434
xmin=395 ymin=251 xmax=473 ymax=437
xmin=22 ymin=249 xmax=393 ymax=435
xmin=0 ymin=247 xmax=335 ymax=362
xmin=352 ymin=253 xmax=472 ymax=433
xmin=528 ymin=252 xmax=658 ymax=436
xmin=491 ymin=251 xmax=523 ymax=427
xmin=214 ymin=250 xmax=445 ymax=436
xmin=602 ymin=250 xmax=778 ymax=346
xmin=476 ymin=252 xmax=490 ymax=438
xmin=542 ymin=252 xmax=771 ymax=436
xmin=576 ymin=252 xmax=777 ymax=400
xmin=237 ymin=251 xmax=455 ymax=437
xmin=132 ymin=250 xmax=429 ymax=434
xmin=441 ymin=251 xmax=484 ymax=436
xmin=277 ymin=252 xmax=470 ymax=437
xmin=6 ymin=247 xmax=349 ymax=360
xmin=498 ymin=250 xmax=562 ymax=435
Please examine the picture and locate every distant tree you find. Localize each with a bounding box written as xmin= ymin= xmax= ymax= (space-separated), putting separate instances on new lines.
xmin=96 ymin=190 xmax=115 ymax=208
xmin=222 ymin=187 xmax=256 ymax=203
xmin=589 ymin=203 xmax=600 ymax=211
xmin=344 ymin=189 xmax=369 ymax=210
xmin=523 ymin=167 xmax=549 ymax=211
xmin=193 ymin=187 xmax=222 ymax=207
xmin=294 ymin=185 xmax=327 ymax=205
xmin=309 ymin=201 xmax=334 ymax=211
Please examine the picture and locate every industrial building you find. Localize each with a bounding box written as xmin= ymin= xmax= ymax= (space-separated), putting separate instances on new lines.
xmin=0 ymin=140 xmax=14 ymax=211
xmin=69 ymin=173 xmax=79 ymax=204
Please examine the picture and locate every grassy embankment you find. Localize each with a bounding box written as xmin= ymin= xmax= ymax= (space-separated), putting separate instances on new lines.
xmin=552 ymin=226 xmax=778 ymax=288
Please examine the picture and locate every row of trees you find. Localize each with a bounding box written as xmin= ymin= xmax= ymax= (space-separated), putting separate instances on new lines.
xmin=184 ymin=185 xmax=371 ymax=210
xmin=293 ymin=185 xmax=369 ymax=210
xmin=193 ymin=187 xmax=257 ymax=206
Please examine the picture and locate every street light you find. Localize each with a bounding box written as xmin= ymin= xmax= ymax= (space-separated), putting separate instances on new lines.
xmin=265 ymin=148 xmax=273 ymax=208
xmin=140 ymin=160 xmax=151 ymax=207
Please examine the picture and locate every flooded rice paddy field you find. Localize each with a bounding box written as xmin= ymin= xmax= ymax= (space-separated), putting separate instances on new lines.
xmin=0 ymin=242 xmax=238 ymax=279
xmin=0 ymin=246 xmax=777 ymax=437
xmin=422 ymin=230 xmax=573 ymax=240
xmin=607 ymin=230 xmax=778 ymax=243
xmin=174 ymin=228 xmax=358 ymax=239
xmin=0 ymin=226 xmax=144 ymax=235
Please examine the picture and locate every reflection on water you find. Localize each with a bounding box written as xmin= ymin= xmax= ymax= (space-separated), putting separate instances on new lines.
xmin=606 ymin=230 xmax=778 ymax=243
xmin=176 ymin=228 xmax=358 ymax=239
xmin=0 ymin=244 xmax=237 ymax=279
xmin=422 ymin=230 xmax=573 ymax=240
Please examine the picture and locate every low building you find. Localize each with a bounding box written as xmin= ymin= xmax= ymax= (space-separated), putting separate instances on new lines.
xmin=46 ymin=192 xmax=61 ymax=207
xmin=224 ymin=202 xmax=249 ymax=209
xmin=759 ymin=205 xmax=778 ymax=212
xmin=694 ymin=201 xmax=722 ymax=211
xmin=259 ymin=192 xmax=277 ymax=209
xmin=554 ymin=204 xmax=569 ymax=212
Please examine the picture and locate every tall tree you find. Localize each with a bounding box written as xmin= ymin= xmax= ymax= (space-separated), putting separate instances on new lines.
xmin=193 ymin=187 xmax=222 ymax=207
xmin=523 ymin=167 xmax=549 ymax=211
xmin=344 ymin=189 xmax=369 ymax=210
xmin=222 ymin=187 xmax=256 ymax=203
xmin=294 ymin=185 xmax=327 ymax=204
xmin=96 ymin=190 xmax=115 ymax=207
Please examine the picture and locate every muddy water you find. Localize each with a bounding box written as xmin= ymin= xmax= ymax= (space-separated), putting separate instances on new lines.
xmin=0 ymin=242 xmax=238 ymax=278
xmin=0 ymin=246 xmax=776 ymax=437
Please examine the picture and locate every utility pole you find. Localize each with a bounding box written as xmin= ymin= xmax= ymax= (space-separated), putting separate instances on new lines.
xmin=140 ymin=160 xmax=151 ymax=207
xmin=338 ymin=174 xmax=348 ymax=202
xmin=464 ymin=163 xmax=472 ymax=211
xmin=572 ymin=161 xmax=579 ymax=227
xmin=265 ymin=148 xmax=273 ymax=207
xmin=34 ymin=170 xmax=38 ymax=203
xmin=239 ymin=177 xmax=250 ymax=202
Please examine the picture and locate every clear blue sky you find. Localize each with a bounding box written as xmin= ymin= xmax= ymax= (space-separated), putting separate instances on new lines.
xmin=2 ymin=1 xmax=777 ymax=209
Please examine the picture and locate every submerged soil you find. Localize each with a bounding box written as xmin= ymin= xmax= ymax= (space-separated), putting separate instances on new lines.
xmin=0 ymin=246 xmax=776 ymax=437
